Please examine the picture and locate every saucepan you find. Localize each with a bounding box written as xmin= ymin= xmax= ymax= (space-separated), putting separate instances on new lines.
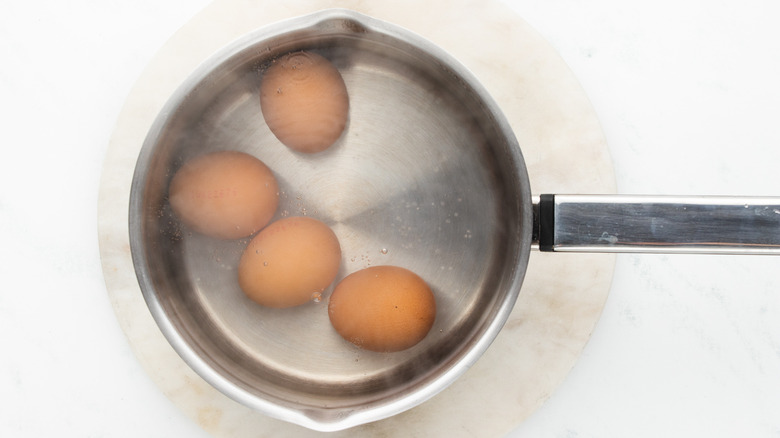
xmin=129 ymin=8 xmax=780 ymax=432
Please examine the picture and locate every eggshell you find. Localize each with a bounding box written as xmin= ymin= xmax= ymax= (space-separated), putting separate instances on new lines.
xmin=238 ymin=216 xmax=341 ymax=308
xmin=259 ymin=51 xmax=349 ymax=153
xmin=328 ymin=265 xmax=436 ymax=352
xmin=168 ymin=151 xmax=278 ymax=240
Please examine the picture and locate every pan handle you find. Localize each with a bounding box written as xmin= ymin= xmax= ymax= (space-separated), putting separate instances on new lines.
xmin=533 ymin=194 xmax=780 ymax=255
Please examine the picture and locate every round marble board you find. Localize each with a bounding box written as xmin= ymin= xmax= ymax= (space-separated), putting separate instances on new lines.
xmin=97 ymin=0 xmax=616 ymax=436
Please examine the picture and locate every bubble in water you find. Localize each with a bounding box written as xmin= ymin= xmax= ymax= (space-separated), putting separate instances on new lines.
xmin=380 ymin=248 xmax=388 ymax=254
xmin=263 ymin=261 xmax=269 ymax=267
xmin=311 ymin=291 xmax=322 ymax=303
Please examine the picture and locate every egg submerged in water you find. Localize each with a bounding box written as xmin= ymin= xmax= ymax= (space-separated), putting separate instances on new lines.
xmin=259 ymin=51 xmax=349 ymax=153
xmin=168 ymin=151 xmax=279 ymax=240
xmin=238 ymin=216 xmax=342 ymax=308
xmin=328 ymin=265 xmax=436 ymax=352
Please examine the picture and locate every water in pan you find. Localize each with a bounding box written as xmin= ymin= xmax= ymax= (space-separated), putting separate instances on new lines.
xmin=136 ymin=32 xmax=524 ymax=410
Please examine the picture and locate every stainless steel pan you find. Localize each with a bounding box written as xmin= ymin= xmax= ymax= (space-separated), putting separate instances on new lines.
xmin=129 ymin=9 xmax=780 ymax=431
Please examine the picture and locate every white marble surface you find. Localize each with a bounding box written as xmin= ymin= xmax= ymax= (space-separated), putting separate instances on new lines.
xmin=1 ymin=1 xmax=778 ymax=437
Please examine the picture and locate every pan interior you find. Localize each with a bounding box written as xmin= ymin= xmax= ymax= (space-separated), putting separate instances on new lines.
xmin=131 ymin=11 xmax=529 ymax=426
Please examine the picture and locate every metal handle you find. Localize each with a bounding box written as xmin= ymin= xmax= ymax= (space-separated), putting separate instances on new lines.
xmin=533 ymin=194 xmax=780 ymax=254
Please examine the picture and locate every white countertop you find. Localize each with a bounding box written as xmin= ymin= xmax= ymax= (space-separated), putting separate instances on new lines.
xmin=2 ymin=1 xmax=778 ymax=437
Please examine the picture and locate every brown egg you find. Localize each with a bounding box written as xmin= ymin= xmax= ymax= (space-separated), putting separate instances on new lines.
xmin=238 ymin=216 xmax=341 ymax=308
xmin=259 ymin=51 xmax=349 ymax=153
xmin=328 ymin=265 xmax=436 ymax=352
xmin=168 ymin=151 xmax=278 ymax=240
